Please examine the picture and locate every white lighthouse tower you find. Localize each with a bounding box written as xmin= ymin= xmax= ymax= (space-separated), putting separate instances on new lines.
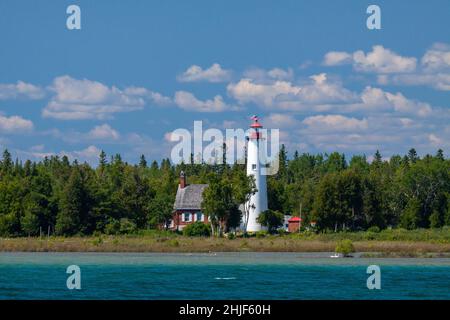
xmin=245 ymin=115 xmax=268 ymax=232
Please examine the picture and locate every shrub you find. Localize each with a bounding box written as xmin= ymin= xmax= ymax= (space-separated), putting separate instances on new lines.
xmin=104 ymin=219 xmax=121 ymax=235
xmin=367 ymin=226 xmax=380 ymax=233
xmin=227 ymin=233 xmax=236 ymax=240
xmin=92 ymin=236 xmax=103 ymax=246
xmin=335 ymin=239 xmax=355 ymax=257
xmin=104 ymin=218 xmax=137 ymax=235
xmin=119 ymin=219 xmax=137 ymax=234
xmin=255 ymin=230 xmax=268 ymax=238
xmin=182 ymin=222 xmax=211 ymax=237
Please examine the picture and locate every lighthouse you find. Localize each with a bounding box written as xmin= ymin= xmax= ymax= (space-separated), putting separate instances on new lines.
xmin=245 ymin=115 xmax=268 ymax=232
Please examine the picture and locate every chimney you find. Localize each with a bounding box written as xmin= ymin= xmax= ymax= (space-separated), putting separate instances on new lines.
xmin=179 ymin=171 xmax=186 ymax=188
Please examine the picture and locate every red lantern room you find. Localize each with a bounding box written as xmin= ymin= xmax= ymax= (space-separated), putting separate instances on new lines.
xmin=249 ymin=115 xmax=263 ymax=140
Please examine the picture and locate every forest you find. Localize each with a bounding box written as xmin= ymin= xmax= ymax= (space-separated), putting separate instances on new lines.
xmin=0 ymin=146 xmax=448 ymax=237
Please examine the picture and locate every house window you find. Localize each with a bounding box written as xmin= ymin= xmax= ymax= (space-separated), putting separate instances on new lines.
xmin=196 ymin=212 xmax=203 ymax=222
xmin=252 ymin=164 xmax=256 ymax=170
xmin=182 ymin=212 xmax=191 ymax=222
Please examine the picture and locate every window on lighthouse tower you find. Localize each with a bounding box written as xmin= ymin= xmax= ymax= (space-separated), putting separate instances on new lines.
xmin=252 ymin=164 xmax=256 ymax=170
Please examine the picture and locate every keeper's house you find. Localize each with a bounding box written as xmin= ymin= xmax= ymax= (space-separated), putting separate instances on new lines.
xmin=171 ymin=171 xmax=208 ymax=231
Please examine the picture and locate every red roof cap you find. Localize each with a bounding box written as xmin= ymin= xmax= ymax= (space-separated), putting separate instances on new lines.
xmin=250 ymin=115 xmax=263 ymax=128
xmin=288 ymin=216 xmax=302 ymax=222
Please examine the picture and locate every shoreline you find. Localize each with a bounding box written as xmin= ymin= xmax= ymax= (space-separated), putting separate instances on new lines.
xmin=1 ymin=236 xmax=449 ymax=257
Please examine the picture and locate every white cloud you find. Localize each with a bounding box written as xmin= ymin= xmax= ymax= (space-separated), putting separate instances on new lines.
xmin=174 ymin=91 xmax=238 ymax=112
xmin=243 ymin=67 xmax=294 ymax=82
xmin=377 ymin=72 xmax=450 ymax=91
xmin=177 ymin=63 xmax=231 ymax=83
xmin=0 ymin=81 xmax=46 ymax=100
xmin=421 ymin=43 xmax=450 ymax=72
xmin=323 ymin=51 xmax=352 ymax=66
xmin=428 ymin=133 xmax=442 ymax=146
xmin=42 ymin=76 xmax=169 ymax=120
xmin=323 ymin=45 xmax=417 ymax=73
xmin=227 ymin=74 xmax=357 ymax=110
xmin=61 ymin=145 xmax=102 ymax=162
xmin=303 ymin=115 xmax=368 ymax=132
xmin=88 ymin=124 xmax=120 ymax=140
xmin=264 ymin=113 xmax=300 ymax=128
xmin=0 ymin=115 xmax=34 ymax=133
xmin=123 ymin=87 xmax=172 ymax=105
xmin=227 ymin=79 xmax=300 ymax=107
xmin=375 ymin=43 xmax=450 ymax=91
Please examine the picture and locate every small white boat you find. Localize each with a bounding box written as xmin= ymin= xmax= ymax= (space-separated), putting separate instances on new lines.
xmin=330 ymin=253 xmax=340 ymax=258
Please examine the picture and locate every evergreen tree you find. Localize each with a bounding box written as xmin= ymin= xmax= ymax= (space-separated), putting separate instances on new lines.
xmin=139 ymin=154 xmax=147 ymax=168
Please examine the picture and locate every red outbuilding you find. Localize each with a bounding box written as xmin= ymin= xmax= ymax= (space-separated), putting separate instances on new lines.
xmin=288 ymin=216 xmax=302 ymax=233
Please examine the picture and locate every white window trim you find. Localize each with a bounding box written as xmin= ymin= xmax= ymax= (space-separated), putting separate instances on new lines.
xmin=196 ymin=212 xmax=203 ymax=222
xmin=182 ymin=212 xmax=192 ymax=222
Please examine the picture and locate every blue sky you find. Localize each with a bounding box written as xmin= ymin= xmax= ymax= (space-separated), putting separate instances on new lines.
xmin=0 ymin=0 xmax=449 ymax=164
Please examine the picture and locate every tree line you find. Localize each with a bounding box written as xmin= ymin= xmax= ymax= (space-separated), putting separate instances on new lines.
xmin=0 ymin=146 xmax=448 ymax=237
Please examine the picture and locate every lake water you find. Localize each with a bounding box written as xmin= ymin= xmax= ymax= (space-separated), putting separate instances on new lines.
xmin=0 ymin=252 xmax=449 ymax=299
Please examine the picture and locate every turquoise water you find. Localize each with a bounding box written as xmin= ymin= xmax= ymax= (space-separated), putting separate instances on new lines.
xmin=0 ymin=252 xmax=449 ymax=299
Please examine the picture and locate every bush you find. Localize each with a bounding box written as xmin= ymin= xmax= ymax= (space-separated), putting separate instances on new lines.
xmin=182 ymin=222 xmax=211 ymax=237
xmin=255 ymin=230 xmax=268 ymax=238
xmin=104 ymin=218 xmax=137 ymax=235
xmin=367 ymin=226 xmax=380 ymax=233
xmin=335 ymin=239 xmax=355 ymax=257
xmin=227 ymin=233 xmax=236 ymax=240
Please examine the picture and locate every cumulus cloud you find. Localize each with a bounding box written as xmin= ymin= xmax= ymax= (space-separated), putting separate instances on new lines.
xmin=174 ymin=91 xmax=238 ymax=112
xmin=123 ymin=87 xmax=172 ymax=106
xmin=0 ymin=81 xmax=46 ymax=100
xmin=323 ymin=51 xmax=352 ymax=66
xmin=358 ymin=87 xmax=432 ymax=117
xmin=293 ymin=113 xmax=449 ymax=156
xmin=42 ymin=76 xmax=171 ymax=120
xmin=377 ymin=73 xmax=450 ymax=91
xmin=227 ymin=73 xmax=358 ymax=110
xmin=421 ymin=43 xmax=450 ymax=72
xmin=88 ymin=124 xmax=120 ymax=140
xmin=243 ymin=67 xmax=294 ymax=82
xmin=42 ymin=76 xmax=145 ymax=120
xmin=375 ymin=44 xmax=450 ymax=91
xmin=323 ymin=45 xmax=417 ymax=73
xmin=177 ymin=63 xmax=232 ymax=83
xmin=0 ymin=115 xmax=34 ymax=133
xmin=263 ymin=113 xmax=300 ymax=128
xmin=303 ymin=115 xmax=368 ymax=132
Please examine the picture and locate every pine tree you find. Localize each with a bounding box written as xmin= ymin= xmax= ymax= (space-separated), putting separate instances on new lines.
xmin=139 ymin=154 xmax=147 ymax=168
xmin=408 ymin=148 xmax=419 ymax=163
xmin=436 ymin=149 xmax=444 ymax=161
xmin=1 ymin=149 xmax=13 ymax=174
xmin=55 ymin=166 xmax=93 ymax=235
xmin=99 ymin=150 xmax=107 ymax=167
xmin=373 ymin=150 xmax=382 ymax=167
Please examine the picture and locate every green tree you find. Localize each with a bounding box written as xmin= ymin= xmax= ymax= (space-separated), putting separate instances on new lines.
xmin=257 ymin=209 xmax=284 ymax=233
xmin=56 ymin=165 xmax=95 ymax=235
xmin=148 ymin=193 xmax=173 ymax=229
xmin=400 ymin=198 xmax=421 ymax=230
